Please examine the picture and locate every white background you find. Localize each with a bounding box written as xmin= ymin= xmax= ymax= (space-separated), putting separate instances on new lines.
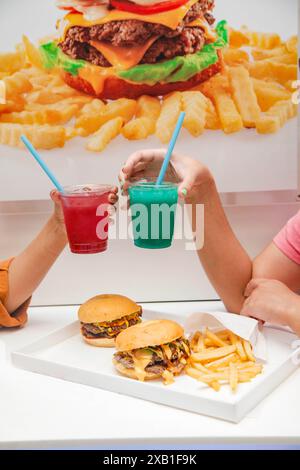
xmin=0 ymin=0 xmax=298 ymax=200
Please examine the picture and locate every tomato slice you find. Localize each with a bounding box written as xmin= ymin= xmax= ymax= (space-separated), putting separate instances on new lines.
xmin=110 ymin=0 xmax=189 ymax=15
xmin=58 ymin=6 xmax=80 ymax=12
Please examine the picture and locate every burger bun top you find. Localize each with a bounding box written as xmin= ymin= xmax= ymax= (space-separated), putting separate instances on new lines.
xmin=116 ymin=319 xmax=184 ymax=352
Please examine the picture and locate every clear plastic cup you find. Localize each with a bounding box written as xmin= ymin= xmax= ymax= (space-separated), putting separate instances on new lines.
xmin=60 ymin=184 xmax=113 ymax=254
xmin=128 ymin=178 xmax=178 ymax=250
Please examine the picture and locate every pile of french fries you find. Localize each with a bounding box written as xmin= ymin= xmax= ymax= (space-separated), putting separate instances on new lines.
xmin=0 ymin=26 xmax=298 ymax=151
xmin=185 ymin=328 xmax=263 ymax=393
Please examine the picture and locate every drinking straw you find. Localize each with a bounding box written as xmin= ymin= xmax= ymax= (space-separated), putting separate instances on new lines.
xmin=156 ymin=111 xmax=186 ymax=186
xmin=21 ymin=135 xmax=64 ymax=193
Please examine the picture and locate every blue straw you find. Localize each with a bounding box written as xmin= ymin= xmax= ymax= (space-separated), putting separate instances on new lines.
xmin=21 ymin=135 xmax=64 ymax=193
xmin=156 ymin=111 xmax=186 ymax=186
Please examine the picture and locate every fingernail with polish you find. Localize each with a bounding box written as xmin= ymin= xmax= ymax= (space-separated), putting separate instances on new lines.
xmin=181 ymin=188 xmax=187 ymax=197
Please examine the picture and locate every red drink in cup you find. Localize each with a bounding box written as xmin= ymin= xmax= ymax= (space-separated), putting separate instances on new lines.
xmin=60 ymin=184 xmax=113 ymax=254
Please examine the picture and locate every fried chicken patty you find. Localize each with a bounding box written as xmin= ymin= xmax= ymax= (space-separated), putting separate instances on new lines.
xmin=58 ymin=0 xmax=215 ymax=67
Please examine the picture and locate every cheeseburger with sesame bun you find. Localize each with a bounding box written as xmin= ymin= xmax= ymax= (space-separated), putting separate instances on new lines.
xmin=113 ymin=319 xmax=191 ymax=382
xmin=78 ymin=294 xmax=142 ymax=347
xmin=40 ymin=0 xmax=228 ymax=99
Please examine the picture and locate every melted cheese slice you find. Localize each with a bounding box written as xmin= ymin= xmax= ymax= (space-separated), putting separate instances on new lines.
xmin=132 ymin=350 xmax=152 ymax=382
xmin=60 ymin=0 xmax=199 ymax=39
xmin=187 ymin=17 xmax=217 ymax=42
xmin=79 ymin=64 xmax=116 ymax=94
xmin=90 ymin=35 xmax=158 ymax=69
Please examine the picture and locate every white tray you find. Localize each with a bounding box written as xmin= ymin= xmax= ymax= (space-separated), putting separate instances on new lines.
xmin=11 ymin=310 xmax=300 ymax=423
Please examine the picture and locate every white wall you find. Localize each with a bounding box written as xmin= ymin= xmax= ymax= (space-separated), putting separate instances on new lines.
xmin=0 ymin=200 xmax=299 ymax=305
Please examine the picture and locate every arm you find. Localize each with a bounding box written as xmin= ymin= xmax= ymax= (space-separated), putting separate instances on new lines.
xmin=120 ymin=149 xmax=253 ymax=313
xmin=4 ymin=186 xmax=118 ymax=315
xmin=190 ymin=177 xmax=252 ymax=313
xmin=4 ymin=192 xmax=67 ymax=314
xmin=253 ymin=242 xmax=300 ymax=292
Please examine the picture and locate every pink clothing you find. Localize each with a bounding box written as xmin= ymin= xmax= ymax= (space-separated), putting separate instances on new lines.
xmin=274 ymin=210 xmax=300 ymax=265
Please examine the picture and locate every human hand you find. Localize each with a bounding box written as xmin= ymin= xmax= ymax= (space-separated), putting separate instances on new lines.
xmin=241 ymin=279 xmax=300 ymax=332
xmin=118 ymin=149 xmax=213 ymax=202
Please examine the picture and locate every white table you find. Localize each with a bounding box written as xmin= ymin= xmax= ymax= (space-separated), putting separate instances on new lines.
xmin=1 ymin=301 xmax=300 ymax=450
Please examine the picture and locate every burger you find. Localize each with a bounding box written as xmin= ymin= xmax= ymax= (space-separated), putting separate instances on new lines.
xmin=113 ymin=319 xmax=191 ymax=382
xmin=78 ymin=294 xmax=142 ymax=347
xmin=40 ymin=0 xmax=228 ymax=99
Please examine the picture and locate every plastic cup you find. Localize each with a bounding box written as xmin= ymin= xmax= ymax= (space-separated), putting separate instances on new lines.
xmin=128 ymin=178 xmax=178 ymax=250
xmin=60 ymin=184 xmax=113 ymax=254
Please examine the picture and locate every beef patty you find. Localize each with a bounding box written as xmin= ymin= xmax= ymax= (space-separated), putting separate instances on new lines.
xmin=58 ymin=0 xmax=215 ymax=67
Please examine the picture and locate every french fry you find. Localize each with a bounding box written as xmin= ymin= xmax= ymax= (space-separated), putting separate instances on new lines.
xmin=215 ymin=330 xmax=231 ymax=341
xmin=86 ymin=116 xmax=123 ymax=152
xmin=242 ymin=27 xmax=282 ymax=49
xmin=78 ymin=98 xmax=105 ymax=116
xmin=155 ymin=92 xmax=182 ymax=143
xmin=205 ymin=98 xmax=221 ymax=130
xmin=205 ymin=328 xmax=228 ymax=347
xmin=77 ymin=98 xmax=136 ymax=135
xmin=201 ymin=74 xmax=243 ymax=133
xmin=285 ymin=35 xmax=298 ymax=54
xmin=196 ymin=332 xmax=205 ymax=352
xmin=136 ymin=95 xmax=161 ymax=120
xmin=229 ymin=362 xmax=238 ymax=392
xmin=251 ymin=78 xmax=291 ymax=111
xmin=251 ymin=46 xmax=287 ymax=61
xmin=214 ymin=91 xmax=243 ymax=134
xmin=229 ymin=28 xmax=250 ymax=48
xmin=181 ymin=91 xmax=207 ymax=137
xmin=2 ymin=71 xmax=32 ymax=97
xmin=228 ymin=66 xmax=261 ymax=127
xmin=189 ymin=331 xmax=201 ymax=350
xmin=236 ymin=340 xmax=248 ymax=361
xmin=228 ymin=332 xmax=247 ymax=361
xmin=122 ymin=95 xmax=160 ymax=140
xmin=187 ymin=328 xmax=263 ymax=392
xmin=25 ymin=95 xmax=92 ymax=113
xmin=248 ymin=60 xmax=297 ymax=85
xmin=223 ymin=48 xmax=249 ymax=66
xmin=0 ymin=72 xmax=10 ymax=80
xmin=256 ymin=100 xmax=297 ymax=134
xmin=285 ymin=80 xmax=298 ymax=92
xmin=0 ymin=123 xmax=66 ymax=149
xmin=122 ymin=117 xmax=155 ymax=140
xmin=185 ymin=367 xmax=203 ymax=380
xmin=242 ymin=340 xmax=256 ymax=362
xmin=0 ymin=51 xmax=25 ymax=73
xmin=190 ymin=361 xmax=211 ymax=374
xmin=0 ymin=104 xmax=78 ymax=125
xmin=0 ymin=95 xmax=25 ymax=114
xmin=186 ymin=367 xmax=221 ymax=391
xmin=22 ymin=35 xmax=43 ymax=69
xmin=206 ymin=353 xmax=238 ymax=370
xmin=263 ymin=53 xmax=297 ymax=65
xmin=29 ymin=73 xmax=64 ymax=89
xmin=192 ymin=345 xmax=236 ymax=363
xmin=210 ymin=381 xmax=221 ymax=392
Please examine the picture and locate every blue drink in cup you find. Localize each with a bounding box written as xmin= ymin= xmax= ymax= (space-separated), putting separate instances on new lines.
xmin=128 ymin=178 xmax=178 ymax=249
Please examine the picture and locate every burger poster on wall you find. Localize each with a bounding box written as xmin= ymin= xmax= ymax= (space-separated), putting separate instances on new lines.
xmin=0 ymin=0 xmax=297 ymax=187
xmin=44 ymin=0 xmax=226 ymax=99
